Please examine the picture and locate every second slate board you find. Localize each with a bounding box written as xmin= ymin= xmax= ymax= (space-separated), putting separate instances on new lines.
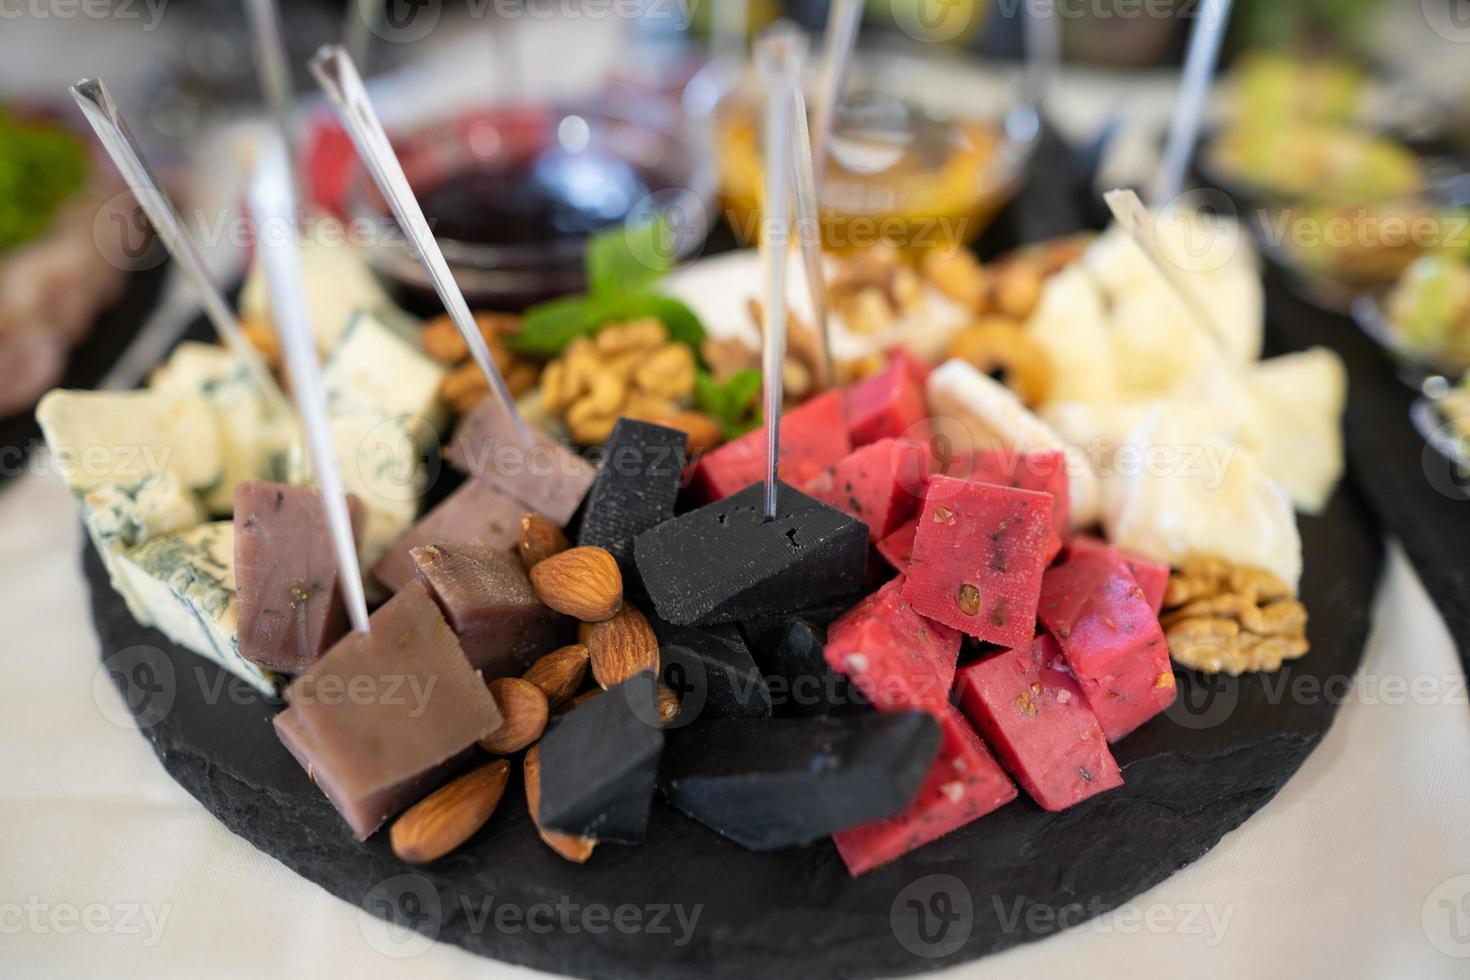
xmin=86 ymin=479 xmax=1382 ymax=979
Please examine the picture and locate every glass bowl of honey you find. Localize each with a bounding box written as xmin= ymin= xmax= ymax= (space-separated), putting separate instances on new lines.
xmin=344 ymin=99 xmax=716 ymax=311
xmin=687 ymin=45 xmax=1037 ymax=256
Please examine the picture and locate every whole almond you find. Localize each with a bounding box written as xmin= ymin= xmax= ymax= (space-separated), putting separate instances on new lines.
xmin=519 ymin=513 xmax=569 ymax=570
xmin=480 ymin=678 xmax=549 ymax=755
xmin=656 ymin=683 xmax=681 ymax=726
xmin=530 ymin=546 xmax=623 ymax=621
xmin=524 ymin=745 xmax=596 ymax=863
xmin=586 ymin=603 xmax=659 ymax=689
xmin=522 ymin=644 xmax=589 ymax=708
xmin=554 ymin=687 xmax=603 ymax=717
xmin=390 ymin=759 xmax=509 ymax=863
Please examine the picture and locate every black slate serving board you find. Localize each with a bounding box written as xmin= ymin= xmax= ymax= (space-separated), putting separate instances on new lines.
xmin=86 ymin=477 xmax=1381 ymax=979
xmin=1263 ymin=273 xmax=1470 ymax=669
xmin=0 ymin=261 xmax=169 ymax=486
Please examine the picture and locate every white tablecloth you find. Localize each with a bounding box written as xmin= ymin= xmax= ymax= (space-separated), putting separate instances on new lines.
xmin=2 ymin=457 xmax=1467 ymax=979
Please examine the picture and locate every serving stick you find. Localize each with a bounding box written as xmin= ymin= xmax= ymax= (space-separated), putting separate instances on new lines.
xmin=756 ymin=37 xmax=797 ymax=521
xmin=242 ymin=0 xmax=304 ymax=201
xmin=341 ymin=0 xmax=382 ymax=74
xmin=308 ymin=45 xmax=532 ymax=449
xmin=760 ymin=27 xmax=835 ymax=389
xmin=712 ymin=0 xmax=750 ymax=63
xmin=809 ymin=0 xmax=861 ymax=186
xmin=1149 ymin=0 xmax=1234 ymax=206
xmin=249 ymin=139 xmax=371 ymax=635
xmin=1021 ymin=0 xmax=1060 ymax=113
xmin=70 ymin=78 xmax=290 ymax=418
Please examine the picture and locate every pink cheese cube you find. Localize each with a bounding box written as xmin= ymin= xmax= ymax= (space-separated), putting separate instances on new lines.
xmin=1065 ymin=536 xmax=1169 ymax=615
xmin=889 ymin=347 xmax=932 ymax=386
xmin=876 ymin=517 xmax=918 ymax=571
xmin=805 ymin=438 xmax=928 ymax=542
xmin=445 ymin=401 xmax=596 ymax=525
xmin=956 ymin=636 xmax=1122 ymax=811
xmin=824 ymin=577 xmax=960 ymax=716
xmin=966 ymin=450 xmax=1069 ymax=563
xmin=843 ymin=356 xmax=927 ymax=447
xmin=684 ymin=390 xmax=852 ymax=503
xmin=833 ymin=705 xmax=1016 ymax=876
xmin=902 ymin=475 xmax=1052 ymax=649
xmin=1038 ymin=546 xmax=1176 ymax=742
xmin=371 ymin=478 xmax=526 ymax=593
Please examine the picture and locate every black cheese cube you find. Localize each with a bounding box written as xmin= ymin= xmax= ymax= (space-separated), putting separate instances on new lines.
xmin=660 ymin=712 xmax=941 ymax=850
xmin=652 ymin=617 xmax=772 ymax=721
xmin=634 ymin=481 xmax=867 ymax=626
xmin=578 ymin=419 xmax=686 ymax=581
xmin=537 ymin=671 xmax=664 ymax=844
xmin=741 ymin=614 xmax=870 ymax=718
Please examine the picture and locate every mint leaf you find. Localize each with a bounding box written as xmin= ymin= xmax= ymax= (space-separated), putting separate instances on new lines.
xmin=587 ymin=214 xmax=674 ymax=299
xmin=507 ymin=295 xmax=606 ymax=356
xmin=695 ymin=368 xmax=762 ymax=438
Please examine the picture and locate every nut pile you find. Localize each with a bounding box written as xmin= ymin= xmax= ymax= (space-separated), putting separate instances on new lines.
xmin=421 ymin=311 xmax=543 ymax=414
xmin=388 ymin=525 xmax=677 ymax=866
xmin=1160 ymin=557 xmax=1309 ymax=676
xmin=539 ymin=318 xmax=712 ymax=447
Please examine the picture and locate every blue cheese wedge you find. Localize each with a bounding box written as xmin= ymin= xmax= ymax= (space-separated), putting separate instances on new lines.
xmin=114 ymin=521 xmax=277 ymax=695
xmin=36 ymin=389 xmax=223 ymax=496
xmin=323 ymin=310 xmax=446 ymax=431
xmin=150 ymin=342 xmax=294 ymax=515
xmin=82 ymin=474 xmax=206 ymax=620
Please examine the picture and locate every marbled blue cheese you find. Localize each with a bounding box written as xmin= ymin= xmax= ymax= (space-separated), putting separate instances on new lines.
xmin=149 ymin=341 xmax=294 ymax=515
xmin=114 ymin=521 xmax=277 ymax=695
xmin=82 ymin=473 xmax=206 ymax=620
xmin=36 ymin=389 xmax=223 ymax=496
xmin=323 ymin=310 xmax=446 ymax=431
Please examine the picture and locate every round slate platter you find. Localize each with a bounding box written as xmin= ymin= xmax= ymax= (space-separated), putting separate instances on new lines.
xmin=87 ymin=480 xmax=1382 ymax=979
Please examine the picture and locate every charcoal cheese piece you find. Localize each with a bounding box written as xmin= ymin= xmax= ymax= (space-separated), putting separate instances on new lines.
xmin=235 ymin=481 xmax=366 ymax=674
xmin=371 ymin=478 xmax=526 ymax=593
xmin=651 ymin=617 xmax=771 ymax=720
xmin=634 ymin=481 xmax=868 ymax=626
xmin=577 ymin=418 xmax=686 ymax=580
xmin=660 ymin=712 xmax=941 ymax=850
xmin=445 ymin=399 xmax=596 ymax=525
xmin=538 ymin=671 xmax=664 ymax=844
xmin=740 ymin=613 xmax=870 ymax=718
xmin=411 ymin=542 xmax=567 ymax=679
xmin=275 ymin=580 xmax=502 ymax=839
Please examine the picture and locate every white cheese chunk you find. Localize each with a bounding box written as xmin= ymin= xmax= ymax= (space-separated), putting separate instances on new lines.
xmin=82 ymin=474 xmax=206 ymax=620
xmin=323 ymin=310 xmax=446 ymax=432
xmin=114 ymin=521 xmax=277 ymax=695
xmin=149 ymin=341 xmax=294 ymax=515
xmin=36 ymin=389 xmax=223 ymax=496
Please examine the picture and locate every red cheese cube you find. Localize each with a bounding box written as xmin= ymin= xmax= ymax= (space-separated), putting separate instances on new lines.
xmin=889 ymin=347 xmax=932 ymax=386
xmin=876 ymin=517 xmax=918 ymax=571
xmin=684 ymin=390 xmax=851 ymax=503
xmin=824 ymin=577 xmax=960 ymax=716
xmin=843 ymin=357 xmax=927 ymax=447
xmin=1065 ymin=536 xmax=1169 ymax=615
xmin=956 ymin=636 xmax=1122 ymax=811
xmin=1038 ymin=545 xmax=1175 ymax=742
xmin=966 ymin=450 xmax=1069 ymax=563
xmin=833 ymin=705 xmax=1016 ymax=876
xmin=902 ymin=475 xmax=1052 ymax=649
xmin=805 ymin=438 xmax=928 ymax=542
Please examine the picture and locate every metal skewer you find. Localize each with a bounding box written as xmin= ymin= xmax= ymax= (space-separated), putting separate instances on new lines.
xmin=243 ymin=0 xmax=303 ymax=201
xmin=809 ymin=0 xmax=861 ymax=186
xmin=71 ymin=78 xmax=290 ymax=417
xmin=249 ymin=138 xmax=371 ymax=635
xmin=341 ymin=0 xmax=382 ymax=74
xmin=1150 ymin=0 xmax=1234 ymax=206
xmin=756 ymin=39 xmax=797 ymax=521
xmin=308 ymin=45 xmax=531 ymax=447
xmin=1021 ymin=0 xmax=1060 ymax=113
xmin=761 ymin=27 xmax=835 ymax=389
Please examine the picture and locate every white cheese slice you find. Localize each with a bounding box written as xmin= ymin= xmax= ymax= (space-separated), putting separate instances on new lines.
xmin=1103 ymin=407 xmax=1303 ymax=592
xmin=1027 ymin=265 xmax=1119 ymax=404
xmin=36 ymin=389 xmax=223 ymax=496
xmin=113 ymin=521 xmax=277 ymax=695
xmin=82 ymin=474 xmax=206 ymax=620
xmin=1248 ymin=347 xmax=1347 ymax=515
xmin=323 ymin=310 xmax=446 ymax=432
xmin=926 ymin=359 xmax=1102 ymax=527
xmin=149 ymin=341 xmax=294 ymax=515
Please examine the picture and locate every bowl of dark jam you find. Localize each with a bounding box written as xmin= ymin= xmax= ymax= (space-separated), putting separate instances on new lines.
xmin=345 ymin=100 xmax=715 ymax=311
